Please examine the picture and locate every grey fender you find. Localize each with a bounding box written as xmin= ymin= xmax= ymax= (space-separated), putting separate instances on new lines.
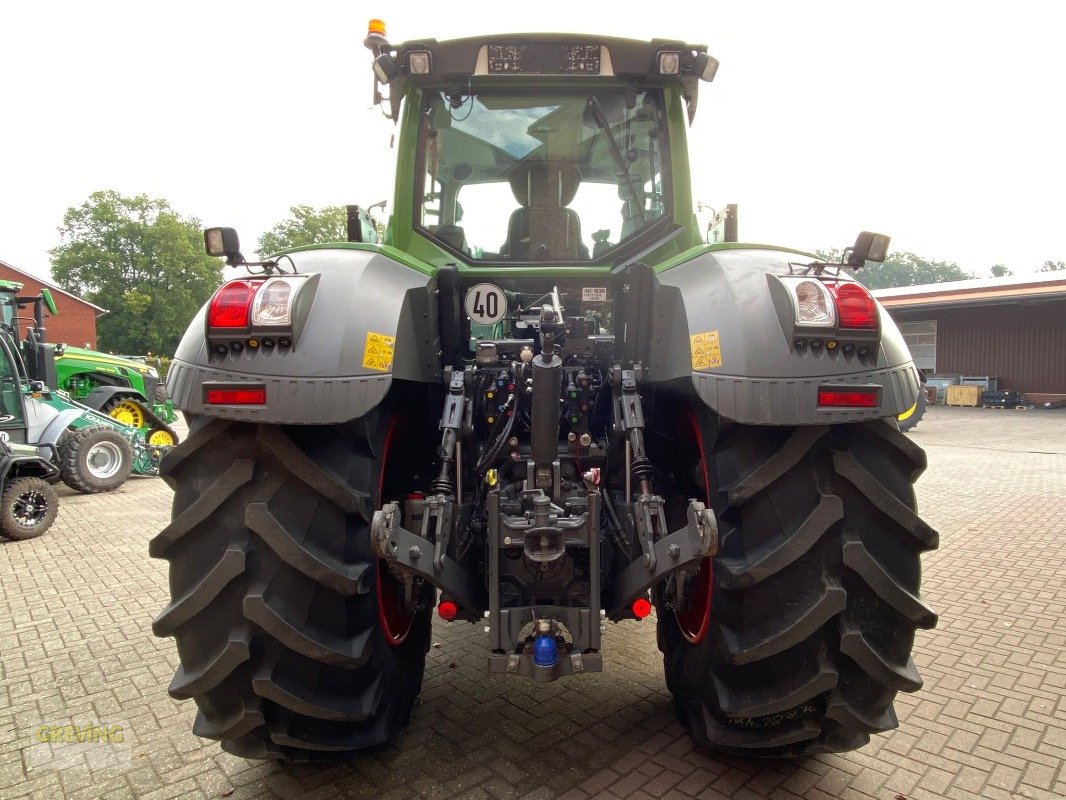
xmin=649 ymin=248 xmax=920 ymax=425
xmin=166 ymin=248 xmax=440 ymax=425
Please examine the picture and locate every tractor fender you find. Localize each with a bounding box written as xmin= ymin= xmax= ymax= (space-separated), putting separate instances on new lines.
xmin=82 ymin=385 xmax=143 ymax=412
xmin=166 ymin=247 xmax=440 ymax=425
xmin=650 ymin=247 xmax=921 ymax=425
xmin=36 ymin=408 xmax=85 ymax=447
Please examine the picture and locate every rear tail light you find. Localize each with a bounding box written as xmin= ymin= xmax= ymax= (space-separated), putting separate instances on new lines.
xmin=817 ymin=387 xmax=879 ymax=408
xmin=827 ymin=281 xmax=878 ymax=329
xmin=207 ymin=275 xmax=310 ymax=332
xmin=205 ymin=386 xmax=266 ymax=405
xmin=784 ymin=278 xmax=836 ymax=327
xmin=208 ymin=280 xmax=262 ymax=328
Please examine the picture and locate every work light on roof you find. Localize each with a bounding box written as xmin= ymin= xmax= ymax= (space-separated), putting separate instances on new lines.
xmin=407 ymin=50 xmax=432 ymax=75
xmin=373 ymin=53 xmax=399 ymax=84
xmin=657 ymin=51 xmax=681 ymax=75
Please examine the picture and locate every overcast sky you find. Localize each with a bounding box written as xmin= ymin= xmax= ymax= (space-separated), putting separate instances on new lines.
xmin=2 ymin=1 xmax=1064 ymax=281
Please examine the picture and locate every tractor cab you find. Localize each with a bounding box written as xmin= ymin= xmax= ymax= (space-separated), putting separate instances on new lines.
xmin=368 ymin=29 xmax=717 ymax=268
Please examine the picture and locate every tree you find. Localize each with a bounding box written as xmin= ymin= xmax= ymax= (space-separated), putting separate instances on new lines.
xmin=1039 ymin=260 xmax=1065 ymax=272
xmin=990 ymin=264 xmax=1013 ymax=277
xmin=257 ymin=205 xmax=348 ymax=255
xmin=813 ymin=249 xmax=973 ymax=289
xmin=50 ymin=190 xmax=222 ymax=355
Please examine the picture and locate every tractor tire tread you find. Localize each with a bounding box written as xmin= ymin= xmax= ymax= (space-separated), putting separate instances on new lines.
xmin=154 ymin=413 xmax=429 ymax=760
xmin=660 ymin=418 xmax=937 ymax=757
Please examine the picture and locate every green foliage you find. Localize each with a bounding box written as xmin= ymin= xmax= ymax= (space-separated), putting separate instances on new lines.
xmin=1039 ymin=259 xmax=1065 ymax=272
xmin=257 ymin=205 xmax=348 ymax=256
xmin=49 ymin=190 xmax=223 ymax=356
xmin=990 ymin=264 xmax=1012 ymax=277
xmin=813 ymin=248 xmax=973 ymax=289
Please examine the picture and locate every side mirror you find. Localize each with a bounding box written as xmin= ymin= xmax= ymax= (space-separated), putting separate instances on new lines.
xmin=204 ymin=227 xmax=244 ymax=264
xmin=41 ymin=288 xmax=58 ymax=316
xmin=846 ymin=231 xmax=891 ymax=268
xmin=706 ymin=204 xmax=738 ymax=243
xmin=346 ymin=205 xmax=381 ymax=244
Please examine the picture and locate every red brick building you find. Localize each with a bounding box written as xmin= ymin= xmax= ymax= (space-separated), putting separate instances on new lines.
xmin=0 ymin=259 xmax=105 ymax=348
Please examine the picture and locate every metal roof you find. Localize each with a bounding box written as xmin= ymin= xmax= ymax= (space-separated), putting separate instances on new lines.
xmin=873 ymin=272 xmax=1066 ymax=310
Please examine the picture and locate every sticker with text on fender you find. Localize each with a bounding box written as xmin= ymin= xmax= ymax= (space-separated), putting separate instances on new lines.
xmin=362 ymin=331 xmax=395 ymax=372
xmin=464 ymin=283 xmax=507 ymax=324
xmin=690 ymin=330 xmax=722 ymax=370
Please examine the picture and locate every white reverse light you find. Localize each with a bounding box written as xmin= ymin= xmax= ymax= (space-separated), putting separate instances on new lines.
xmin=784 ymin=278 xmax=836 ymax=327
xmin=251 ymin=277 xmax=301 ymax=327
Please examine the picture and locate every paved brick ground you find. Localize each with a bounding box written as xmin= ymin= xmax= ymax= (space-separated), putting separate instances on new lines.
xmin=1 ymin=407 xmax=1063 ymax=800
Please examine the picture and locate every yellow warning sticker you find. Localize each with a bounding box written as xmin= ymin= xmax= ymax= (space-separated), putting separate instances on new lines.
xmin=690 ymin=330 xmax=723 ymax=371
xmin=362 ymin=331 xmax=396 ymax=372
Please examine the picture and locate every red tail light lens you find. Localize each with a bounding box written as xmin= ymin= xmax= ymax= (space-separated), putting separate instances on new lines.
xmin=208 ymin=280 xmax=261 ymax=328
xmin=631 ymin=598 xmax=652 ymax=619
xmin=827 ymin=282 xmax=878 ymax=329
xmin=205 ymin=387 xmax=266 ymax=405
xmin=437 ymin=600 xmax=458 ymax=621
xmin=817 ymin=388 xmax=879 ymax=408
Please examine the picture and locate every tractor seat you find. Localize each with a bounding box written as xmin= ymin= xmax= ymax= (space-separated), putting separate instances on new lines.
xmin=502 ymin=164 xmax=589 ymax=261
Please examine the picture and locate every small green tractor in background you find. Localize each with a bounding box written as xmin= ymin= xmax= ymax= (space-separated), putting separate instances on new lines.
xmin=156 ymin=24 xmax=937 ymax=761
xmin=0 ymin=283 xmax=175 ymax=496
xmin=0 ymin=280 xmax=180 ymax=447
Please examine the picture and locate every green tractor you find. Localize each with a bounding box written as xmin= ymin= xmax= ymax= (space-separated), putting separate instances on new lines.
xmin=0 ymin=280 xmax=180 ymax=447
xmin=154 ymin=25 xmax=937 ymax=761
xmin=0 ymin=302 xmax=172 ymax=493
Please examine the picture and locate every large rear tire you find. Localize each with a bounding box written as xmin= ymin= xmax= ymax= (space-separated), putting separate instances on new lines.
xmin=151 ymin=407 xmax=434 ymax=761
xmin=657 ymin=417 xmax=938 ymax=757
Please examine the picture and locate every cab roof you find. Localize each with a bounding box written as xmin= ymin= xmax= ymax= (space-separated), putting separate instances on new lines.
xmin=378 ymin=33 xmax=713 ymax=122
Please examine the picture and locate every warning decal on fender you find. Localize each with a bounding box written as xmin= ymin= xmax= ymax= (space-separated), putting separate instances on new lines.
xmin=362 ymin=331 xmax=396 ymax=371
xmin=690 ymin=330 xmax=722 ymax=370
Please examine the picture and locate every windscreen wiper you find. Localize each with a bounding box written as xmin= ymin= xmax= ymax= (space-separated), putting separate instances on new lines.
xmin=587 ymin=97 xmax=647 ymax=225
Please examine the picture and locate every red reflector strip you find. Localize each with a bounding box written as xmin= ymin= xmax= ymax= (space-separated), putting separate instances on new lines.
xmin=206 ymin=387 xmax=266 ymax=405
xmin=817 ymin=389 xmax=879 ymax=408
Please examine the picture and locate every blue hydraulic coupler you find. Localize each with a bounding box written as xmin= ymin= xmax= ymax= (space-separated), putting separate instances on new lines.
xmin=532 ymin=633 xmax=558 ymax=666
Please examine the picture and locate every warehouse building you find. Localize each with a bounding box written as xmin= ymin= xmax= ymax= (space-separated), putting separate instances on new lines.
xmin=875 ymin=273 xmax=1066 ymax=402
xmin=0 ymin=259 xmax=105 ymax=348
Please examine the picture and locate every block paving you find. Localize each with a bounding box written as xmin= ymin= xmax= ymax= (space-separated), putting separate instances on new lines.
xmin=0 ymin=406 xmax=1063 ymax=799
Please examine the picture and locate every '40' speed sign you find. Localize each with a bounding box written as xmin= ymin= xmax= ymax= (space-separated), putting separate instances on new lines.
xmin=464 ymin=283 xmax=507 ymax=324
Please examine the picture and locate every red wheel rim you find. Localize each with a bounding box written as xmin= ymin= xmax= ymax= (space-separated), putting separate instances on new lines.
xmin=674 ymin=410 xmax=714 ymax=645
xmin=375 ymin=413 xmax=414 ymax=646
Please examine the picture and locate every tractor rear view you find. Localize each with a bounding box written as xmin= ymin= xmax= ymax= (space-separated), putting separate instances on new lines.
xmin=154 ymin=23 xmax=937 ymax=761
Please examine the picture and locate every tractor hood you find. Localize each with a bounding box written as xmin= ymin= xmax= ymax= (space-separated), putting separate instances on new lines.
xmin=55 ymin=347 xmax=158 ymax=377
